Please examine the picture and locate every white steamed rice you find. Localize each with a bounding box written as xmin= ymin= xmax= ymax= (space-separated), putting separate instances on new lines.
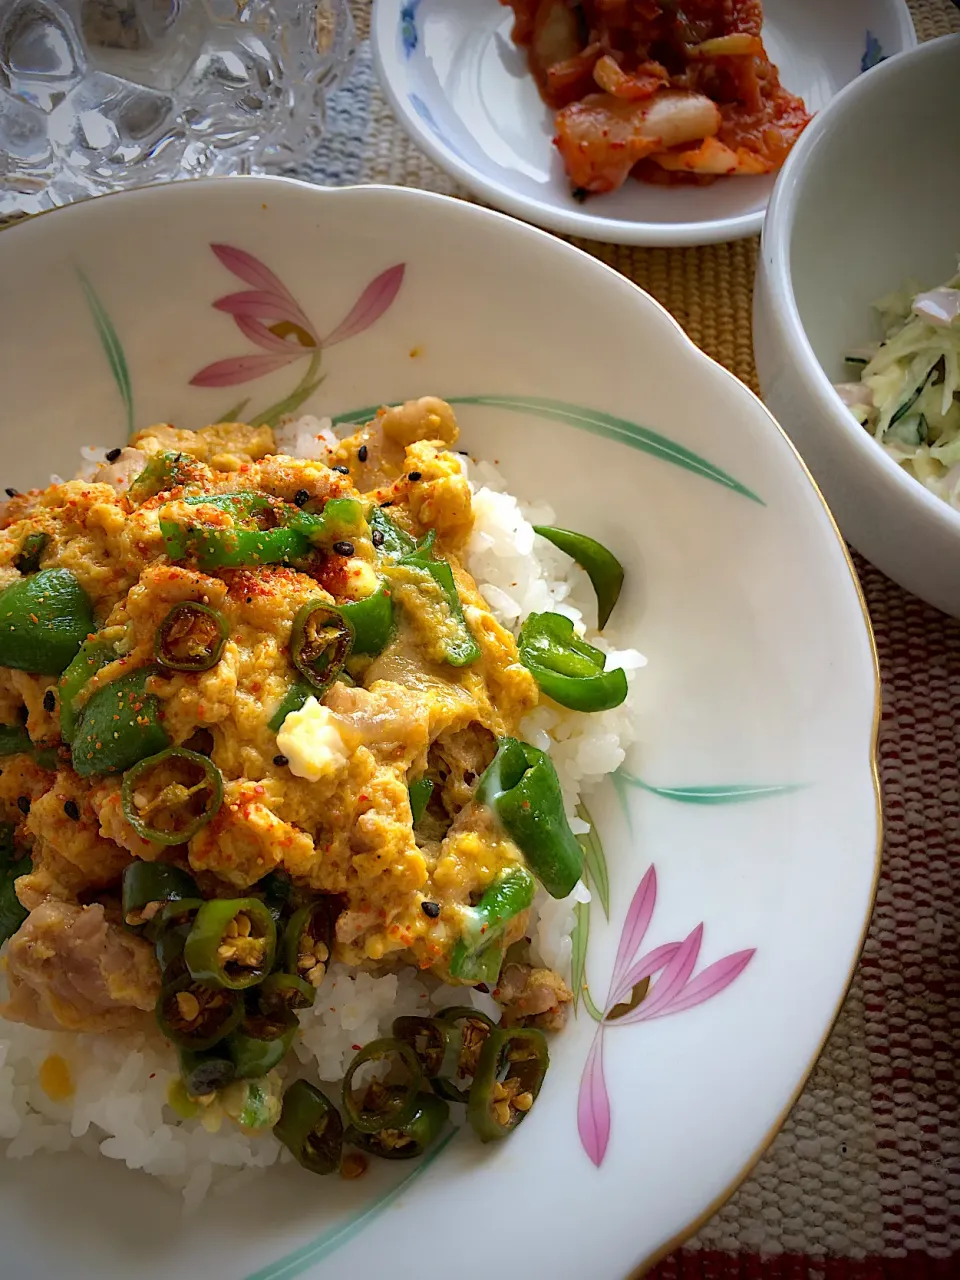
xmin=1 ymin=417 xmax=644 ymax=1206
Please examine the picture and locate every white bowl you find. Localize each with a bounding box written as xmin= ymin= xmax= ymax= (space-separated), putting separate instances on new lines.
xmin=372 ymin=0 xmax=916 ymax=246
xmin=754 ymin=34 xmax=960 ymax=618
xmin=0 ymin=177 xmax=878 ymax=1280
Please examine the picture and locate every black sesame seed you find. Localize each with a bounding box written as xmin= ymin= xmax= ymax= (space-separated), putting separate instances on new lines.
xmin=293 ymin=489 xmax=309 ymax=508
xmin=333 ymin=465 xmax=350 ymax=475
xmin=42 ymin=689 xmax=55 ymax=713
xmin=420 ymin=901 xmax=441 ymax=919
xmin=105 ymin=447 xmax=122 ymax=463
xmin=371 ymin=529 xmax=385 ymax=548
xmin=332 ymin=540 xmax=355 ymax=557
xmin=380 ymin=501 xmax=394 ymax=508
xmin=273 ymin=754 xmax=289 ymax=767
xmin=5 ymin=488 xmax=18 ymax=498
xmin=474 ymin=983 xmax=490 ymax=994
xmin=357 ymin=444 xmax=368 ymax=463
xmin=407 ymin=471 xmax=422 ymax=482
xmin=63 ymin=799 xmax=80 ymax=821
xmin=16 ymin=795 xmax=30 ymax=815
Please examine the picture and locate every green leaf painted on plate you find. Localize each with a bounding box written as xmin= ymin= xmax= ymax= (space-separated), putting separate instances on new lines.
xmin=582 ymin=983 xmax=604 ymax=1023
xmin=244 ymin=1127 xmax=459 ymax=1280
xmin=447 ymin=395 xmax=763 ymax=504
xmin=571 ymin=898 xmax=589 ymax=1014
xmin=332 ymin=403 xmax=381 ymax=427
xmin=217 ymin=397 xmax=251 ymax=423
xmin=249 ymin=355 xmax=325 ymax=429
xmin=618 ymin=771 xmax=803 ymax=804
xmin=77 ymin=270 xmax=133 ymax=436
xmin=577 ymin=802 xmax=610 ymax=920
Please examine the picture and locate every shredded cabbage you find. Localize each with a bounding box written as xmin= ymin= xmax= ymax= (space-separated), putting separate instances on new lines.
xmin=838 ymin=261 xmax=960 ymax=510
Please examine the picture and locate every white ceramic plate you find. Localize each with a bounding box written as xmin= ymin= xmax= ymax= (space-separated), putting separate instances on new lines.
xmin=372 ymin=0 xmax=916 ymax=246
xmin=0 ymin=177 xmax=879 ymax=1280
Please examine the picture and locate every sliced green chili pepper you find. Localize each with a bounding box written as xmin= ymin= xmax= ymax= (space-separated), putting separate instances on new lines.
xmin=121 ymin=748 xmax=223 ymax=845
xmin=275 ymin=1080 xmax=344 ymax=1176
xmin=346 ymin=1092 xmax=449 ymax=1160
xmin=121 ymin=861 xmax=199 ymax=929
xmin=290 ymin=600 xmax=353 ymax=691
xmin=368 ymin=506 xmax=416 ymax=561
xmin=160 ymin=492 xmax=324 ymax=570
xmin=72 ymin=667 xmax=171 ymax=778
xmin=0 ymin=725 xmax=57 ymax=771
xmin=267 ymin=677 xmax=314 ymax=732
xmin=477 ymin=737 xmax=583 ymax=899
xmin=155 ymin=972 xmax=244 ymax=1050
xmin=392 ymin=1016 xmax=461 ymax=1081
xmin=334 ymin=584 xmax=393 ymax=656
xmin=533 ymin=526 xmax=624 ymax=629
xmin=58 ymin=635 xmax=116 ymax=744
xmin=342 ymin=1037 xmax=422 ymax=1134
xmin=178 ymin=1046 xmax=236 ymax=1097
xmin=518 ymin=612 xmax=627 ymax=712
xmin=227 ymin=1008 xmax=298 ymax=1079
xmin=0 ymin=569 xmax=94 ymax=675
xmin=13 ymin=532 xmax=48 ymax=575
xmin=155 ymin=602 xmax=228 ymax=672
xmin=408 ymin=776 xmax=434 ymax=825
xmin=258 ymin=972 xmax=316 ymax=1015
xmin=154 ymin=918 xmax=194 ymax=975
xmin=448 ymin=867 xmax=536 ymax=984
xmin=281 ymin=899 xmax=337 ymax=983
xmin=397 ymin=530 xmax=480 ymax=667
xmin=431 ymin=1006 xmax=497 ymax=1103
xmin=128 ymin=451 xmax=194 ymax=504
xmin=256 ymin=870 xmax=294 ymax=926
xmin=467 ymin=1026 xmax=549 ymax=1142
xmin=184 ymin=898 xmax=277 ymax=990
xmin=0 ymin=823 xmax=29 ymax=947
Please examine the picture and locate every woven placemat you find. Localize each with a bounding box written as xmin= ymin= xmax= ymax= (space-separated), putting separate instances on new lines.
xmin=331 ymin=2 xmax=960 ymax=1276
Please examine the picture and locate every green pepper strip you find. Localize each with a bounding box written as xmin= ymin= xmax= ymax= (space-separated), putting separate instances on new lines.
xmin=128 ymin=451 xmax=194 ymax=504
xmin=0 ymin=569 xmax=95 ymax=676
xmin=155 ymin=602 xmax=228 ymax=672
xmin=333 ymin=584 xmax=393 ymax=657
xmin=397 ymin=530 xmax=481 ymax=667
xmin=13 ymin=532 xmax=48 ymax=576
xmin=368 ymin=506 xmax=416 ymax=561
xmin=178 ymin=1046 xmax=236 ymax=1097
xmin=477 ymin=737 xmax=584 ymax=899
xmin=431 ymin=1007 xmax=497 ymax=1103
xmin=258 ymin=972 xmax=316 ymax=1015
xmin=346 ymin=1092 xmax=449 ymax=1161
xmin=121 ymin=861 xmax=200 ymax=929
xmin=0 ymin=725 xmax=57 ymax=771
xmin=392 ymin=1016 xmax=461 ymax=1081
xmin=517 ymin=612 xmax=627 ymax=713
xmin=184 ymin=898 xmax=277 ymax=990
xmin=341 ymin=1037 xmax=423 ymax=1134
xmin=58 ymin=635 xmax=116 ymax=744
xmin=467 ymin=1027 xmax=549 ymax=1143
xmin=0 ymin=823 xmax=29 ymax=947
xmin=281 ymin=899 xmax=337 ymax=979
xmin=160 ymin=493 xmax=324 ymax=570
xmin=71 ymin=667 xmax=171 ymax=778
xmin=532 ymin=526 xmax=624 ymax=629
xmin=267 ymin=677 xmax=314 ymax=732
xmin=275 ymin=1080 xmax=344 ymax=1176
xmin=448 ymin=866 xmax=536 ymax=984
xmin=290 ymin=600 xmax=353 ymax=691
xmin=155 ymin=972 xmax=244 ymax=1050
xmin=121 ymin=748 xmax=224 ymax=845
xmin=227 ymin=1009 xmax=298 ymax=1079
xmin=408 ymin=776 xmax=434 ymax=826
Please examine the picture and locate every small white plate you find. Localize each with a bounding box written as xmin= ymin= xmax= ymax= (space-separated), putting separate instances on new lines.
xmin=372 ymin=0 xmax=916 ymax=246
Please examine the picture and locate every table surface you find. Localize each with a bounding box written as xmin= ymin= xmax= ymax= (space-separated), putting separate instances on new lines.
xmin=334 ymin=2 xmax=960 ymax=1277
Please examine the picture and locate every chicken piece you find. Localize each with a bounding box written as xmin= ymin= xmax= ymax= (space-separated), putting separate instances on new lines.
xmin=1 ymin=900 xmax=160 ymax=1032
xmin=92 ymin=447 xmax=148 ymax=494
xmin=403 ymin=441 xmax=473 ymax=546
xmin=495 ymin=963 xmax=573 ymax=1031
xmin=554 ymin=90 xmax=722 ymax=194
xmin=380 ymin=397 xmax=458 ymax=450
xmin=7 ymin=670 xmax=61 ymax=745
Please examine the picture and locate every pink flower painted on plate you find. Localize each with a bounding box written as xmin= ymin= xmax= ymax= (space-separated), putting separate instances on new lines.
xmin=577 ymin=865 xmax=755 ymax=1168
xmin=189 ymin=244 xmax=405 ymax=426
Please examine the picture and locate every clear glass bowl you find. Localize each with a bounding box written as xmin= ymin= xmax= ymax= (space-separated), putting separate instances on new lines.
xmin=0 ymin=0 xmax=356 ymax=217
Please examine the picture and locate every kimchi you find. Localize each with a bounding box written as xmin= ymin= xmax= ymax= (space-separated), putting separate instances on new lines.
xmin=502 ymin=0 xmax=811 ymax=196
